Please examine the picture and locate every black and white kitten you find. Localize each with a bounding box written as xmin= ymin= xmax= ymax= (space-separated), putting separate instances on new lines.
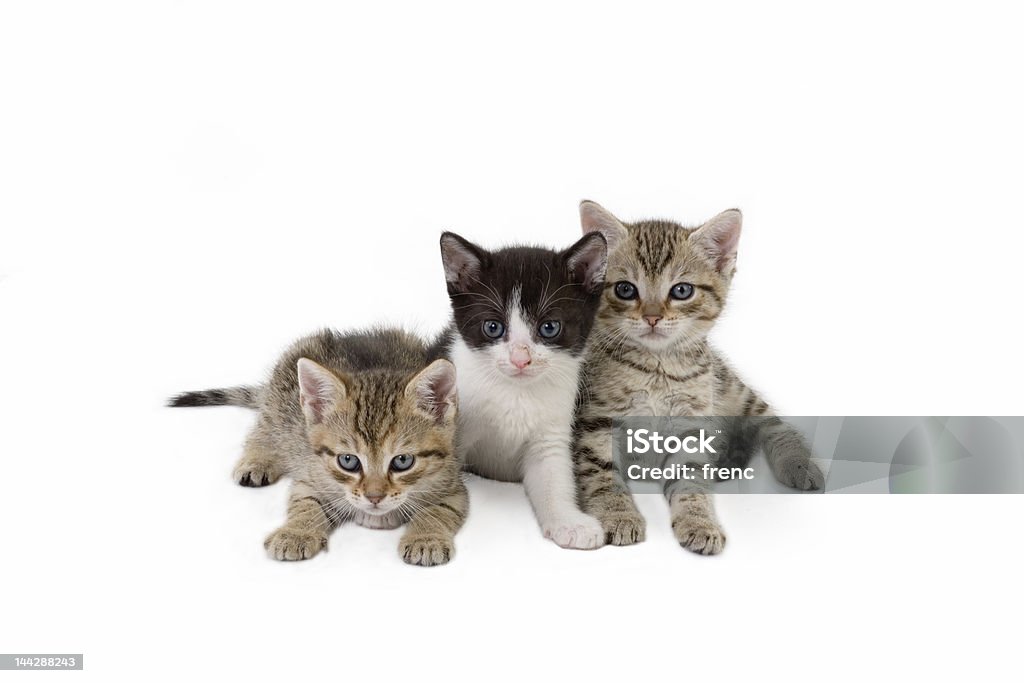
xmin=432 ymin=231 xmax=609 ymax=549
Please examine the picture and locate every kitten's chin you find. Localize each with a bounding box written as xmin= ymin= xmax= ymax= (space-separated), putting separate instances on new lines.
xmin=632 ymin=329 xmax=680 ymax=350
xmin=353 ymin=508 xmax=406 ymax=530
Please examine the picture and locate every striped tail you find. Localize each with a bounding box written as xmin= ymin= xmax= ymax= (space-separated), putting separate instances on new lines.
xmin=167 ymin=385 xmax=261 ymax=409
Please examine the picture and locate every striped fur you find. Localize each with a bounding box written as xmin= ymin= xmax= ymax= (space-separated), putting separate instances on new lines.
xmin=572 ymin=202 xmax=823 ymax=555
xmin=169 ymin=328 xmax=468 ymax=566
xmin=168 ymin=385 xmax=259 ymax=409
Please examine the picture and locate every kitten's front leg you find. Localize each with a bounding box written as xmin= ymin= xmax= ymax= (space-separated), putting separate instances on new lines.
xmin=663 ymin=466 xmax=726 ymax=556
xmin=753 ymin=417 xmax=825 ymax=491
xmin=233 ymin=415 xmax=286 ymax=487
xmin=264 ymin=481 xmax=332 ymax=561
xmin=523 ymin=436 xmax=605 ymax=550
xmin=574 ymin=424 xmax=646 ymax=546
xmin=399 ymin=479 xmax=468 ymax=567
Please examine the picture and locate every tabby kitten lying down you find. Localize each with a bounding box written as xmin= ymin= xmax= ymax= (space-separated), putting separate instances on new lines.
xmin=573 ymin=202 xmax=824 ymax=555
xmin=169 ymin=328 xmax=468 ymax=567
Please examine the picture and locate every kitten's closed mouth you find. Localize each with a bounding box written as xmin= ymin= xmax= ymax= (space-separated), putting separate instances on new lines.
xmin=503 ymin=367 xmax=540 ymax=380
xmin=354 ymin=500 xmax=398 ymax=516
xmin=640 ymin=328 xmax=668 ymax=338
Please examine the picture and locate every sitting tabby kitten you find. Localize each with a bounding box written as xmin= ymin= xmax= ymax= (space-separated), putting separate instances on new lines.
xmin=573 ymin=202 xmax=824 ymax=555
xmin=169 ymin=328 xmax=468 ymax=567
xmin=431 ymin=231 xmax=609 ymax=549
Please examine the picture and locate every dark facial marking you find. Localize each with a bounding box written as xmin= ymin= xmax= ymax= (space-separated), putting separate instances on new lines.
xmin=442 ymin=237 xmax=604 ymax=355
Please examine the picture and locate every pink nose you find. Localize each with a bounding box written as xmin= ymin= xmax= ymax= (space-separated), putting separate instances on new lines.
xmin=643 ymin=315 xmax=663 ymax=327
xmin=510 ymin=347 xmax=532 ymax=369
xmin=366 ymin=493 xmax=384 ymax=505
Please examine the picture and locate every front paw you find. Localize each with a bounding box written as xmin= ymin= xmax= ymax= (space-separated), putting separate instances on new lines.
xmin=775 ymin=456 xmax=825 ymax=491
xmin=400 ymin=533 xmax=454 ymax=566
xmin=600 ymin=511 xmax=646 ymax=546
xmin=542 ymin=512 xmax=606 ymax=550
xmin=264 ymin=526 xmax=327 ymax=561
xmin=234 ymin=458 xmax=283 ymax=488
xmin=672 ymin=515 xmax=726 ymax=555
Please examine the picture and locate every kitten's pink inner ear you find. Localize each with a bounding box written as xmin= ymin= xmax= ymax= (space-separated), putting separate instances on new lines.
xmin=440 ymin=232 xmax=484 ymax=291
xmin=564 ymin=232 xmax=608 ymax=293
xmin=407 ymin=360 xmax=457 ymax=424
xmin=297 ymin=358 xmax=346 ymax=424
xmin=579 ymin=200 xmax=628 ymax=252
xmin=697 ymin=209 xmax=743 ymax=273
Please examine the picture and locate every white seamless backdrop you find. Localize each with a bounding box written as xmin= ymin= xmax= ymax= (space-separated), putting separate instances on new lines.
xmin=1 ymin=2 xmax=1022 ymax=682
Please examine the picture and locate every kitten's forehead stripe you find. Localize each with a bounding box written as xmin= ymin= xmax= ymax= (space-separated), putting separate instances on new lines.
xmin=507 ymin=297 xmax=532 ymax=343
xmin=350 ymin=376 xmax=404 ymax=447
xmin=631 ymin=221 xmax=688 ymax=275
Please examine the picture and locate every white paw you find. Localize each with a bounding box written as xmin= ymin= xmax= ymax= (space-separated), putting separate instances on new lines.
xmin=542 ymin=512 xmax=606 ymax=550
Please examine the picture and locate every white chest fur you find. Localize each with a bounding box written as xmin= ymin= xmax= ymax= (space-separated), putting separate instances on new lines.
xmin=449 ymin=337 xmax=582 ymax=482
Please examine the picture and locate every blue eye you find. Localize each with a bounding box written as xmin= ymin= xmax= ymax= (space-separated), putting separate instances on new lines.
xmin=390 ymin=454 xmax=415 ymax=472
xmin=482 ymin=320 xmax=505 ymax=339
xmin=670 ymin=283 xmax=695 ymax=300
xmin=614 ymin=281 xmax=638 ymax=300
xmin=337 ymin=454 xmax=361 ymax=472
xmin=538 ymin=320 xmax=561 ymax=339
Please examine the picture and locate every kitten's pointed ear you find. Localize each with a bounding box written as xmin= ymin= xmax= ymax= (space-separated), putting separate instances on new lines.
xmin=563 ymin=232 xmax=608 ymax=293
xmin=405 ymin=359 xmax=458 ymax=425
xmin=579 ymin=200 xmax=628 ymax=253
xmin=440 ymin=232 xmax=487 ymax=293
xmin=297 ymin=358 xmax=348 ymax=424
xmin=692 ymin=209 xmax=742 ymax=275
